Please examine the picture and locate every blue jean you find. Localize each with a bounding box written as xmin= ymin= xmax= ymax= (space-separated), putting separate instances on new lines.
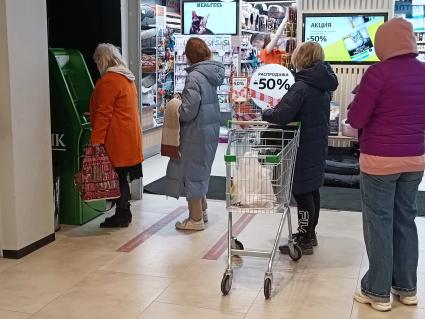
xmin=360 ymin=171 xmax=422 ymax=302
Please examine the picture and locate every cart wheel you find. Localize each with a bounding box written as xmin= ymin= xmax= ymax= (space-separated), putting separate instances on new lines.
xmin=234 ymin=239 xmax=244 ymax=250
xmin=264 ymin=278 xmax=272 ymax=299
xmin=289 ymin=245 xmax=302 ymax=262
xmin=221 ymin=274 xmax=232 ymax=296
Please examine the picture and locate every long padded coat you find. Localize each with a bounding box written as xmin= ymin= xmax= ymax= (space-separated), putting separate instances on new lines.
xmin=262 ymin=62 xmax=338 ymax=194
xmin=164 ymin=60 xmax=225 ymax=199
xmin=90 ymin=71 xmax=144 ymax=168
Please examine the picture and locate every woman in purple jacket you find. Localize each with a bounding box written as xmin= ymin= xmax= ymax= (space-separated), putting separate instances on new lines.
xmin=348 ymin=18 xmax=425 ymax=312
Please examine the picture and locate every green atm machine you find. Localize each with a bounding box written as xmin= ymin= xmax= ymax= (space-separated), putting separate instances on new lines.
xmin=49 ymin=48 xmax=106 ymax=225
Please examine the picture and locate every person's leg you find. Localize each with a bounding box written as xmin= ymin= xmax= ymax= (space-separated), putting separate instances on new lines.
xmin=312 ymin=189 xmax=320 ymax=230
xmin=311 ymin=188 xmax=320 ymax=246
xmin=293 ymin=191 xmax=316 ymax=241
xmin=202 ymin=196 xmax=208 ymax=223
xmin=175 ymin=197 xmax=205 ymax=231
xmin=100 ymin=171 xmax=131 ymax=228
xmin=116 ymin=171 xmax=132 ymax=220
xmin=279 ymin=191 xmax=315 ymax=255
xmin=359 ymin=172 xmax=397 ymax=304
xmin=188 ymin=198 xmax=203 ymax=221
xmin=392 ymin=171 xmax=422 ymax=304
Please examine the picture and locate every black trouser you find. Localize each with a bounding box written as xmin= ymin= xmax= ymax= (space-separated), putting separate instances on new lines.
xmin=115 ymin=170 xmax=131 ymax=219
xmin=293 ymin=189 xmax=320 ymax=241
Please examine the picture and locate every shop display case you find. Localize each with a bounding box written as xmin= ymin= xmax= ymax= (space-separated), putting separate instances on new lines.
xmin=140 ymin=4 xmax=167 ymax=126
xmin=395 ymin=1 xmax=425 ymax=61
xmin=240 ymin=1 xmax=298 ymax=76
xmin=415 ymin=31 xmax=425 ymax=61
xmin=174 ymin=35 xmax=234 ymax=116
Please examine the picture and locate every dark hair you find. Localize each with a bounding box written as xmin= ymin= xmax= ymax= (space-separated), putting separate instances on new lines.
xmin=263 ymin=35 xmax=272 ymax=49
xmin=185 ymin=37 xmax=211 ymax=64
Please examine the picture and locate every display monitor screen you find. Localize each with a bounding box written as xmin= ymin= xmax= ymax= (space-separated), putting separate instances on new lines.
xmin=303 ymin=14 xmax=388 ymax=64
xmin=182 ymin=0 xmax=239 ymax=35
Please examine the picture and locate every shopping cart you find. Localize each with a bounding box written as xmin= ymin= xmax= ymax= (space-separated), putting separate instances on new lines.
xmin=221 ymin=120 xmax=301 ymax=299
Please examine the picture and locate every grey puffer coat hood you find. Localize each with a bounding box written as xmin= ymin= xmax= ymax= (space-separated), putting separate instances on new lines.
xmin=186 ymin=60 xmax=225 ymax=87
xmin=164 ymin=60 xmax=225 ymax=199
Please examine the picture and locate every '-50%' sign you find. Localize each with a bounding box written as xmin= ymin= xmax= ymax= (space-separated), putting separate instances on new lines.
xmin=231 ymin=77 xmax=248 ymax=103
xmin=249 ymin=64 xmax=295 ymax=109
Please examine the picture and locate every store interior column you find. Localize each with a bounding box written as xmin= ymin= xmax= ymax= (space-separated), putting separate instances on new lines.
xmin=0 ymin=0 xmax=55 ymax=258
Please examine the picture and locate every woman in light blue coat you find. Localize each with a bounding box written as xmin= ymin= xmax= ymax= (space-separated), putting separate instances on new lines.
xmin=164 ymin=37 xmax=225 ymax=231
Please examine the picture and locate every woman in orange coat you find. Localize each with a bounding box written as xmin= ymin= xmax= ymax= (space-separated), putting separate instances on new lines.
xmin=90 ymin=43 xmax=144 ymax=228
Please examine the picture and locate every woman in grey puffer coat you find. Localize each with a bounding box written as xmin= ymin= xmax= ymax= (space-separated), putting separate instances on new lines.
xmin=164 ymin=37 xmax=225 ymax=231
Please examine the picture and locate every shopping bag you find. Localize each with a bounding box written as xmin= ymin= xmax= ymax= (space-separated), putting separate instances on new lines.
xmin=231 ymin=151 xmax=275 ymax=208
xmin=75 ymin=145 xmax=121 ymax=202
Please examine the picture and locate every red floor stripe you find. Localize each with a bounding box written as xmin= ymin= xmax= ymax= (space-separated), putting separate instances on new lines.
xmin=202 ymin=213 xmax=256 ymax=260
xmin=117 ymin=206 xmax=187 ymax=252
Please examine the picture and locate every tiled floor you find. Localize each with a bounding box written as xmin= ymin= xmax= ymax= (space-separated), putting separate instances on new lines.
xmin=0 ymin=149 xmax=424 ymax=319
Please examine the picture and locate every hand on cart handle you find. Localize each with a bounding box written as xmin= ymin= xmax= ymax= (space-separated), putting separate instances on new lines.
xmin=228 ymin=120 xmax=300 ymax=128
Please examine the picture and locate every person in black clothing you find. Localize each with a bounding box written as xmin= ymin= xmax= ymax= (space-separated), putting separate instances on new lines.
xmin=262 ymin=41 xmax=338 ymax=254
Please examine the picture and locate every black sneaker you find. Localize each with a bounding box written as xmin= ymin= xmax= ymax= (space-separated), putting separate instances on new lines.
xmin=100 ymin=215 xmax=130 ymax=228
xmin=104 ymin=213 xmax=132 ymax=224
xmin=279 ymin=233 xmax=314 ymax=255
xmin=286 ymin=232 xmax=318 ymax=246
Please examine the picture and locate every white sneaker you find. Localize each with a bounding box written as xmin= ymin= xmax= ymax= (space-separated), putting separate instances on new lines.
xmin=175 ymin=218 xmax=205 ymax=231
xmin=354 ymin=290 xmax=392 ymax=312
xmin=203 ymin=210 xmax=208 ymax=223
xmin=391 ymin=289 xmax=418 ymax=306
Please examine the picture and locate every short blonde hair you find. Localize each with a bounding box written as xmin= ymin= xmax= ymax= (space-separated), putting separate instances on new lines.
xmin=291 ymin=42 xmax=325 ymax=70
xmin=93 ymin=43 xmax=126 ymax=75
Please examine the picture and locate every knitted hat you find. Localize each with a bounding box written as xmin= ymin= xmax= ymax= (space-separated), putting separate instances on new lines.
xmin=375 ymin=18 xmax=418 ymax=61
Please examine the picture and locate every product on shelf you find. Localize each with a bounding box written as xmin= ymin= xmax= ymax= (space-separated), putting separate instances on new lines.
xmin=141 ymin=28 xmax=156 ymax=47
xmin=329 ymin=102 xmax=341 ymax=136
xmin=142 ymin=53 xmax=156 ymax=73
xmin=141 ymin=4 xmax=155 ymax=27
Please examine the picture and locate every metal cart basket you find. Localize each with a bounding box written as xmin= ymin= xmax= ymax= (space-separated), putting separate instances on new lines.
xmin=221 ymin=120 xmax=301 ymax=299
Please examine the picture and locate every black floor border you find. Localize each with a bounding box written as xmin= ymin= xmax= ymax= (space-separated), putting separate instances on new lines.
xmin=2 ymin=233 xmax=55 ymax=259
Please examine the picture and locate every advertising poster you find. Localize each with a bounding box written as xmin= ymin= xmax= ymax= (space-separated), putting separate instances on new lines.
xmin=231 ymin=77 xmax=248 ymax=103
xmin=183 ymin=1 xmax=238 ymax=35
xmin=304 ymin=15 xmax=386 ymax=63
xmin=249 ymin=64 xmax=295 ymax=110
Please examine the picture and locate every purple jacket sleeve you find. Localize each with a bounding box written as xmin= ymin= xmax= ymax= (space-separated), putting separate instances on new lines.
xmin=347 ymin=65 xmax=383 ymax=129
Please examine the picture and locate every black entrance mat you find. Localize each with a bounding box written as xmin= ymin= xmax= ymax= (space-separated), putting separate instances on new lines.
xmin=144 ymin=176 xmax=425 ymax=216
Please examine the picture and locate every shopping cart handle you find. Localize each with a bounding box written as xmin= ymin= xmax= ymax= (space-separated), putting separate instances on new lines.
xmin=229 ymin=120 xmax=269 ymax=126
xmin=228 ymin=120 xmax=300 ymax=128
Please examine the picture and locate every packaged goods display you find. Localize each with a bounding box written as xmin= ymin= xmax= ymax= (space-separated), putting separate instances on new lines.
xmin=240 ymin=2 xmax=297 ymax=75
xmin=394 ymin=2 xmax=425 ymax=61
xmin=174 ymin=35 xmax=233 ymax=119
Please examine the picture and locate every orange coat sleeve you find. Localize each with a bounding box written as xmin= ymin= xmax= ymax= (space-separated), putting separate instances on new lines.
xmin=91 ymin=78 xmax=118 ymax=144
